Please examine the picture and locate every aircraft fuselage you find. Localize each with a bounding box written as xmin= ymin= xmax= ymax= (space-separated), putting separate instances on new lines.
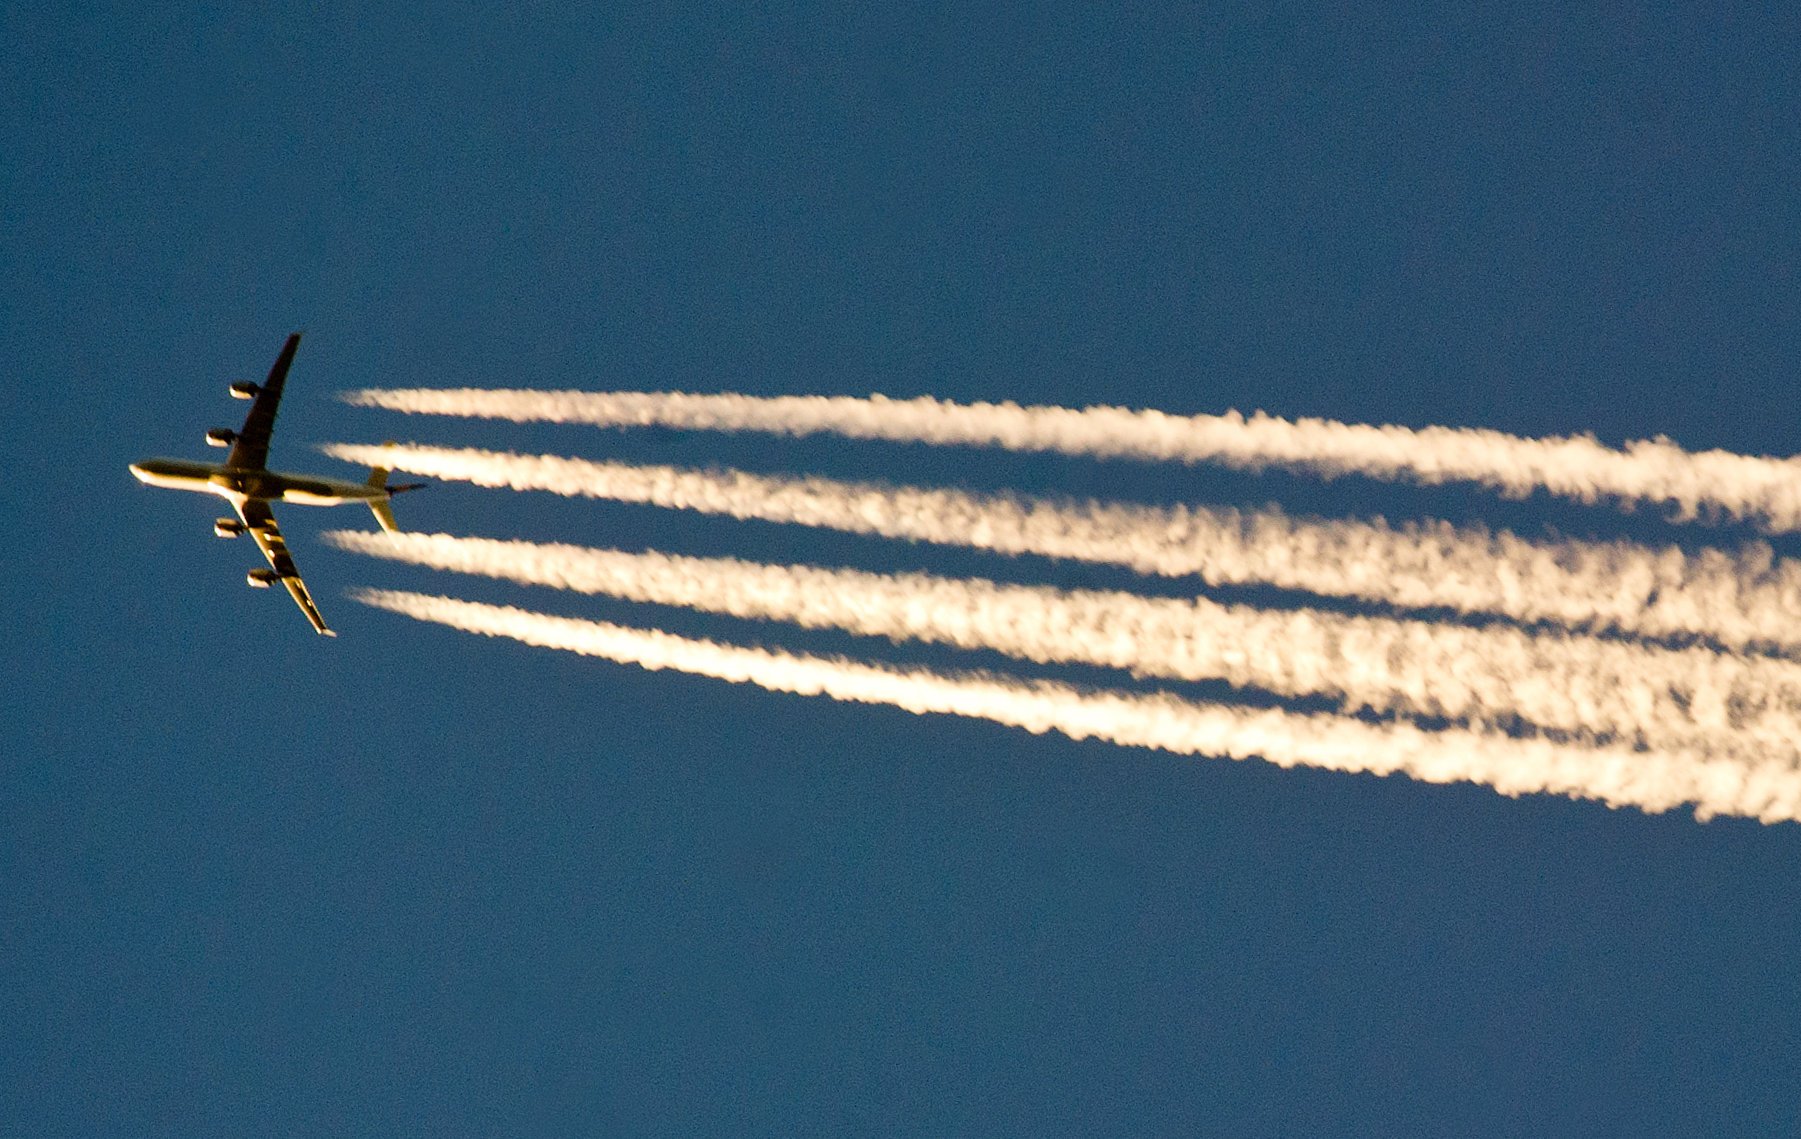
xmin=131 ymin=332 xmax=422 ymax=635
xmin=129 ymin=458 xmax=389 ymax=507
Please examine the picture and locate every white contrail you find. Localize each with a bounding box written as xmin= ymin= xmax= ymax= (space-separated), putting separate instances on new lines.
xmin=347 ymin=588 xmax=1801 ymax=824
xmin=327 ymin=529 xmax=1801 ymax=761
xmin=323 ymin=442 xmax=1801 ymax=652
xmin=338 ymin=388 xmax=1801 ymax=530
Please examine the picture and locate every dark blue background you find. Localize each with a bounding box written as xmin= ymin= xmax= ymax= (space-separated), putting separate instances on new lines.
xmin=7 ymin=4 xmax=1800 ymax=1133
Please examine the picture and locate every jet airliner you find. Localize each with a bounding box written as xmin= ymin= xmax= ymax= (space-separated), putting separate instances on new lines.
xmin=130 ymin=333 xmax=424 ymax=636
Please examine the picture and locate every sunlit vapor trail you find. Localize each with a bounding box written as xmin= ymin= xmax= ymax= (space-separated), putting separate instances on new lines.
xmin=327 ymin=529 xmax=1801 ymax=761
xmin=339 ymin=389 xmax=1801 ymax=531
xmin=348 ymin=588 xmax=1801 ymax=823
xmin=323 ymin=443 xmax=1801 ymax=652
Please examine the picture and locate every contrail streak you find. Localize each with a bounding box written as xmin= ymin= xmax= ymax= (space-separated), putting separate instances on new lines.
xmin=348 ymin=588 xmax=1801 ymax=823
xmin=327 ymin=529 xmax=1801 ymax=761
xmin=339 ymin=389 xmax=1801 ymax=530
xmin=323 ymin=442 xmax=1801 ymax=652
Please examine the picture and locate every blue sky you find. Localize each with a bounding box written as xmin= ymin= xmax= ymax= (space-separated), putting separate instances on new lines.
xmin=7 ymin=3 xmax=1801 ymax=1133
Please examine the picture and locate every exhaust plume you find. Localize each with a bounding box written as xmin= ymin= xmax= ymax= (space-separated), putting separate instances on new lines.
xmin=348 ymin=588 xmax=1801 ymax=824
xmin=322 ymin=443 xmax=1801 ymax=653
xmin=328 ymin=529 xmax=1801 ymax=761
xmin=338 ymin=389 xmax=1801 ymax=530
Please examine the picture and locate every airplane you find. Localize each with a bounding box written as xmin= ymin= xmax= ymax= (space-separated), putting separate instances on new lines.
xmin=129 ymin=332 xmax=425 ymax=636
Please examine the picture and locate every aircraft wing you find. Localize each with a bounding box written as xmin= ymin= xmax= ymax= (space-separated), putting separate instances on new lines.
xmin=226 ymin=332 xmax=302 ymax=471
xmin=239 ymin=498 xmax=335 ymax=636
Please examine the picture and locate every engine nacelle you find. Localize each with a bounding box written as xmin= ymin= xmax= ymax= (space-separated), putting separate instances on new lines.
xmin=206 ymin=427 xmax=237 ymax=448
xmin=229 ymin=381 xmax=260 ymax=400
xmin=247 ymin=568 xmax=279 ymax=588
xmin=215 ymin=518 xmax=245 ymax=538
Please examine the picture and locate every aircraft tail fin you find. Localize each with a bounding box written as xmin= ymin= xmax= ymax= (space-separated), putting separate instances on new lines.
xmin=365 ymin=444 xmax=424 ymax=532
xmin=366 ymin=458 xmax=400 ymax=530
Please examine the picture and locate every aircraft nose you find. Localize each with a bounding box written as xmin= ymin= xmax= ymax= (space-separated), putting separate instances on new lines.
xmin=129 ymin=462 xmax=150 ymax=481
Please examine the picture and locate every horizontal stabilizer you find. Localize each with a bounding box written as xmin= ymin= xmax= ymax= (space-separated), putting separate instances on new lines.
xmin=369 ymin=499 xmax=400 ymax=533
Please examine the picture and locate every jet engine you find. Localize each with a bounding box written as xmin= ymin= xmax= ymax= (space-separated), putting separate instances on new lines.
xmin=247 ymin=568 xmax=279 ymax=588
xmin=229 ymin=381 xmax=260 ymax=399
xmin=206 ymin=427 xmax=237 ymax=447
xmin=214 ymin=518 xmax=244 ymax=538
